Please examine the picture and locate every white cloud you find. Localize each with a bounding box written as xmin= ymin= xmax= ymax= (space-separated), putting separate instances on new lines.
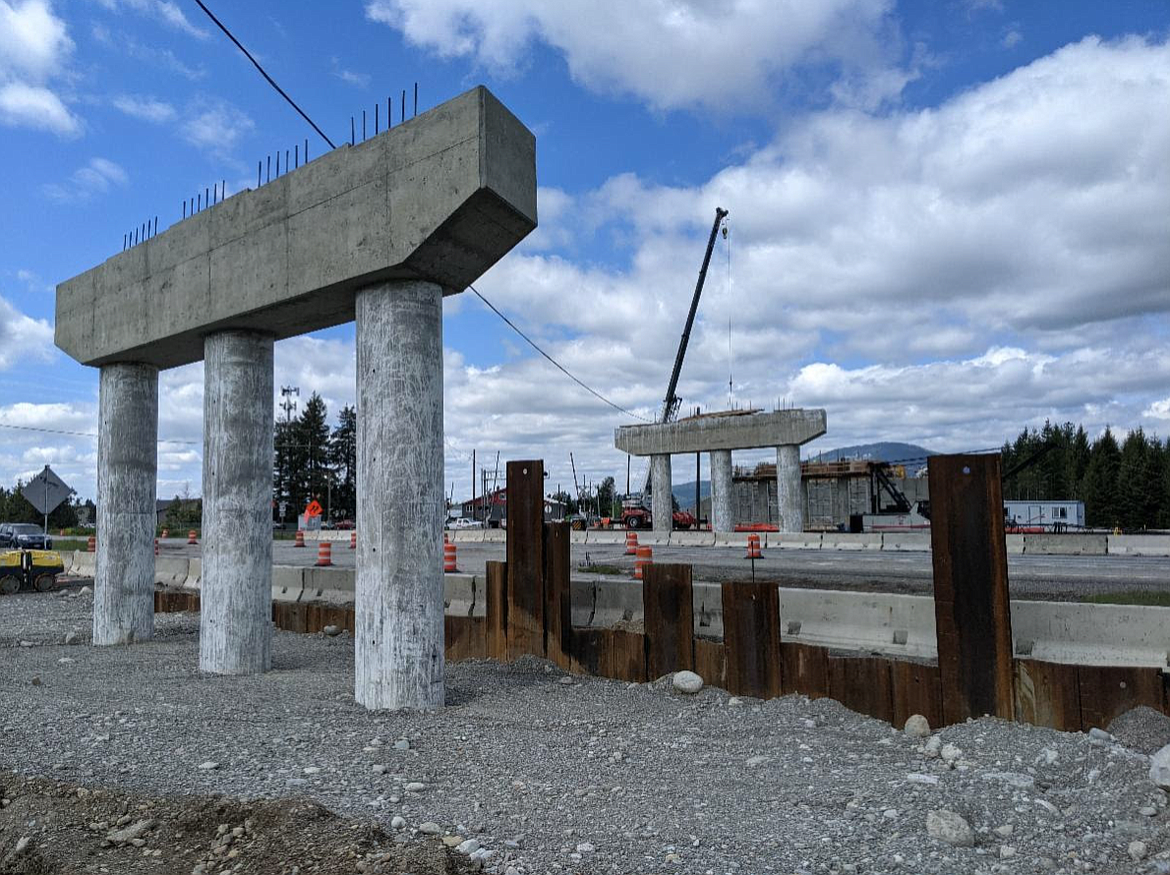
xmin=0 ymin=296 xmax=53 ymax=369
xmin=180 ymin=98 xmax=254 ymax=156
xmin=0 ymin=1 xmax=77 ymax=134
xmin=92 ymin=0 xmax=208 ymax=39
xmin=0 ymin=0 xmax=70 ymax=79
xmin=42 ymin=156 xmax=128 ymax=201
xmin=366 ymin=0 xmax=908 ymax=113
xmin=0 ymin=80 xmax=75 ymax=133
xmin=112 ymin=93 xmax=175 ymax=122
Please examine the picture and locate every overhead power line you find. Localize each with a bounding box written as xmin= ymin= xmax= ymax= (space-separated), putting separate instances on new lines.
xmin=0 ymin=421 xmax=200 ymax=446
xmin=192 ymin=0 xmax=337 ymax=149
xmin=468 ymin=284 xmax=651 ymax=423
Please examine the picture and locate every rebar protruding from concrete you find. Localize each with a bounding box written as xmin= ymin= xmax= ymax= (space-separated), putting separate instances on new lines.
xmin=94 ymin=362 xmax=158 ymax=646
xmin=200 ymin=330 xmax=275 ymax=675
xmin=355 ymin=279 xmax=445 ymax=710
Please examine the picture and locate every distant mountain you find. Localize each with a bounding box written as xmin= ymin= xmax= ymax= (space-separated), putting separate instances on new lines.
xmin=672 ymin=480 xmax=710 ymax=507
xmin=807 ymin=442 xmax=937 ymax=465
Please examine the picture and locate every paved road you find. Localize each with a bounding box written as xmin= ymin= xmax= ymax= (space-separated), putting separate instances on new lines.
xmin=149 ymin=537 xmax=1170 ymax=601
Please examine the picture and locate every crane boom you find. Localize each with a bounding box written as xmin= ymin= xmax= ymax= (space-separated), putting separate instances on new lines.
xmin=661 ymin=207 xmax=728 ymax=424
xmin=638 ymin=207 xmax=728 ymax=498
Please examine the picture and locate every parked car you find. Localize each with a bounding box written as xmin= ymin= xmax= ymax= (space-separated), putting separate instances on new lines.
xmin=0 ymin=523 xmax=53 ymax=550
xmin=446 ymin=517 xmax=484 ymax=530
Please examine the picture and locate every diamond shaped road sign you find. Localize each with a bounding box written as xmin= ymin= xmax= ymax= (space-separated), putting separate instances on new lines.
xmin=21 ymin=465 xmax=75 ymax=516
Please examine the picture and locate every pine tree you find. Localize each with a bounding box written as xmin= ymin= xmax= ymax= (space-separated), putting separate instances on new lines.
xmin=297 ymin=393 xmax=331 ymax=517
xmin=328 ymin=405 xmax=357 ymax=520
xmin=1117 ymin=429 xmax=1149 ymax=530
xmin=1084 ymin=428 xmax=1121 ymax=528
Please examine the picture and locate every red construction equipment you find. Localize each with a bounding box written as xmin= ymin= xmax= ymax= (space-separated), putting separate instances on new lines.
xmin=633 ymin=544 xmax=653 ymax=580
xmin=624 ymin=530 xmax=639 ymax=555
xmin=294 ymin=530 xmax=305 ymax=547
xmin=187 ymin=530 xmax=197 ymax=545
xmin=315 ymin=541 xmax=332 ymax=567
xmin=444 ymin=541 xmax=458 ymax=573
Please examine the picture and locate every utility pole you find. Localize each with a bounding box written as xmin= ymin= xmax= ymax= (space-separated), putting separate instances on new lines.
xmin=471 ymin=449 xmax=476 ymax=521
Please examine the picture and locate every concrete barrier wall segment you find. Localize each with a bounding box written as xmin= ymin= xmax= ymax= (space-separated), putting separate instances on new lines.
xmin=569 ymin=530 xmax=588 ymax=545
xmin=713 ymin=532 xmax=750 ymax=548
xmin=452 ymin=529 xmax=485 ymax=544
xmin=443 ymin=573 xmax=477 ymax=617
xmin=271 ymin=566 xmax=305 ymax=602
xmin=72 ymin=551 xmax=95 ymax=577
xmin=1022 ymin=534 xmax=1107 ymax=555
xmin=183 ymin=557 xmax=201 ymax=590
xmin=586 ymin=531 xmax=623 ymax=545
xmin=1108 ymin=535 xmax=1170 ymax=556
xmin=669 ymin=531 xmax=716 ymax=547
xmin=483 ymin=529 xmax=506 ymax=543
xmin=880 ymin=532 xmax=931 ymax=552
xmin=765 ymin=533 xmax=822 ymax=550
xmin=153 ymin=556 xmax=190 ymax=586
xmin=301 ymin=567 xmax=355 ymax=603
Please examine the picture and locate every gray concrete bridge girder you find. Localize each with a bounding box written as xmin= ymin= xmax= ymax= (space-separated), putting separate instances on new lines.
xmin=354 ymin=280 xmax=446 ymax=710
xmin=199 ymin=330 xmax=274 ymax=675
xmin=93 ymin=363 xmax=158 ymax=645
xmin=709 ymin=449 xmax=734 ymax=533
xmin=651 ymin=454 xmax=673 ymax=533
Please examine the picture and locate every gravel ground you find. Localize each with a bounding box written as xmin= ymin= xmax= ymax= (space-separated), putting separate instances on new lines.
xmin=3 ymin=589 xmax=1170 ymax=874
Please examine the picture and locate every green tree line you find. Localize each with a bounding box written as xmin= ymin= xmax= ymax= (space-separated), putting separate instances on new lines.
xmin=0 ymin=484 xmax=83 ymax=529
xmin=273 ymin=392 xmax=356 ymax=524
xmin=1000 ymin=421 xmax=1170 ymax=530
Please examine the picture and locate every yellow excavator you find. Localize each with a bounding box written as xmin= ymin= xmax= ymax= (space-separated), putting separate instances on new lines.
xmin=0 ymin=548 xmax=66 ymax=594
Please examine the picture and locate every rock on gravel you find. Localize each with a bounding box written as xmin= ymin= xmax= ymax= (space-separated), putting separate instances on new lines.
xmin=672 ymin=670 xmax=703 ymax=694
xmin=925 ymin=810 xmax=974 ymax=847
xmin=1149 ymin=743 xmax=1170 ymax=789
xmin=903 ymin=714 xmax=930 ymax=737
xmin=1109 ymin=706 xmax=1170 ymax=754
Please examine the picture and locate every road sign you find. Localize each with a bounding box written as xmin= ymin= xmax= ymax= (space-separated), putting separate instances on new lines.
xmin=304 ymin=499 xmax=323 ymax=517
xmin=21 ymin=465 xmax=75 ymax=516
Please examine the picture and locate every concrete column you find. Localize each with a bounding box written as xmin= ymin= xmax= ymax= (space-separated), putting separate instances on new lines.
xmin=200 ymin=331 xmax=274 ymax=675
xmin=777 ymin=444 xmax=804 ymax=533
xmin=651 ymin=453 xmax=673 ymax=533
xmin=355 ymin=280 xmax=445 ymax=710
xmin=710 ymin=449 xmax=734 ymax=532
xmin=94 ymin=363 xmax=158 ymax=645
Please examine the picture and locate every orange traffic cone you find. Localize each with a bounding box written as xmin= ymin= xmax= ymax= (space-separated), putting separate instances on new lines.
xmin=87 ymin=535 xmax=96 ymax=553
xmin=633 ymin=545 xmax=653 ymax=580
xmin=624 ymin=530 xmax=639 ymax=555
xmin=444 ymin=541 xmax=458 ymax=573
xmin=316 ymin=541 xmax=332 ymax=567
xmin=746 ymin=533 xmax=762 ymax=559
xmin=294 ymin=530 xmax=305 ymax=547
xmin=187 ymin=530 xmax=197 ymax=545
xmin=349 ymin=530 xmax=356 ymax=550
xmin=154 ymin=538 xmax=159 ymax=556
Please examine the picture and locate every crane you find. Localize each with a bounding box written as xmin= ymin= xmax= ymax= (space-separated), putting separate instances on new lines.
xmin=623 ymin=207 xmax=729 ymax=529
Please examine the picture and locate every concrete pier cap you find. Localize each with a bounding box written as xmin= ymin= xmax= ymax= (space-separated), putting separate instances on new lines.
xmin=55 ymin=85 xmax=537 ymax=369
xmin=615 ymin=409 xmax=827 ymax=533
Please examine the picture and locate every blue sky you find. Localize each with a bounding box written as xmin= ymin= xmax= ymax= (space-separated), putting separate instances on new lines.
xmin=1 ymin=0 xmax=1168 ymax=503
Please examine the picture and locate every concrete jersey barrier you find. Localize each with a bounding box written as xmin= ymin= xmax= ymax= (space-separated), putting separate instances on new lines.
xmin=153 ymin=556 xmax=190 ymax=587
xmin=669 ymin=530 xmax=716 ymax=547
xmin=1108 ymin=534 xmax=1170 ymax=556
xmin=880 ymin=532 xmax=931 ymax=552
xmin=764 ymin=532 xmax=822 ymax=550
xmin=1022 ymin=533 xmax=1107 ymax=555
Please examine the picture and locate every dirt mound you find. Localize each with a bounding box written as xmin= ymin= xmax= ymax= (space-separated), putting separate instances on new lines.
xmin=1108 ymin=705 xmax=1170 ymax=754
xmin=0 ymin=771 xmax=473 ymax=875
